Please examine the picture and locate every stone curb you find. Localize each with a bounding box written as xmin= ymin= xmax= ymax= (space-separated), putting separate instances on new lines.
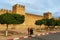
xmin=7 ymin=31 xmax=58 ymax=40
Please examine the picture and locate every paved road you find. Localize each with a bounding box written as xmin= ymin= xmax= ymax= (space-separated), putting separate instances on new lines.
xmin=22 ymin=32 xmax=60 ymax=40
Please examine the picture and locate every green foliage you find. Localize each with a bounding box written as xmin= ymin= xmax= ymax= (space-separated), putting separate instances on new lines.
xmin=35 ymin=20 xmax=43 ymax=25
xmin=56 ymin=20 xmax=60 ymax=26
xmin=0 ymin=13 xmax=25 ymax=24
xmin=35 ymin=18 xmax=60 ymax=29
xmin=44 ymin=18 xmax=56 ymax=26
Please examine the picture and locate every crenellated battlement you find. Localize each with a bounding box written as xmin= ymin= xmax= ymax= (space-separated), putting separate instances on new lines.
xmin=0 ymin=9 xmax=12 ymax=15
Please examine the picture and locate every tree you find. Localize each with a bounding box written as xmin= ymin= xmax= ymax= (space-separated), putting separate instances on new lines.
xmin=55 ymin=20 xmax=60 ymax=29
xmin=43 ymin=18 xmax=56 ymax=30
xmin=35 ymin=20 xmax=44 ymax=30
xmin=0 ymin=13 xmax=25 ymax=36
xmin=56 ymin=20 xmax=60 ymax=26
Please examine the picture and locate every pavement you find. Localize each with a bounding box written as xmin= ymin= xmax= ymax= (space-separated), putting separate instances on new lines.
xmin=22 ymin=32 xmax=60 ymax=40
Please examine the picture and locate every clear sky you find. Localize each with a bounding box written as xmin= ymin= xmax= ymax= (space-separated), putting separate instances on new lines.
xmin=0 ymin=0 xmax=60 ymax=17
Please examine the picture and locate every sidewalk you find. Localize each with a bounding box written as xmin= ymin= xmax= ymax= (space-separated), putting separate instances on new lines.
xmin=7 ymin=30 xmax=60 ymax=40
xmin=0 ymin=29 xmax=60 ymax=40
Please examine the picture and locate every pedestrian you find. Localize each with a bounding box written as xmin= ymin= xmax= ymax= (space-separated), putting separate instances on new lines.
xmin=30 ymin=28 xmax=34 ymax=36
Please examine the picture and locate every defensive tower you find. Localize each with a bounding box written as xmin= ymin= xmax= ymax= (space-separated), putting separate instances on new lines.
xmin=12 ymin=4 xmax=25 ymax=15
xmin=44 ymin=12 xmax=52 ymax=19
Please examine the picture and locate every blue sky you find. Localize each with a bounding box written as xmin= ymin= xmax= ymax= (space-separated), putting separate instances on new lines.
xmin=0 ymin=0 xmax=60 ymax=17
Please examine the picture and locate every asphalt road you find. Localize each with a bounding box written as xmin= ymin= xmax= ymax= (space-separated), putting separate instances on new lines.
xmin=22 ymin=32 xmax=60 ymax=40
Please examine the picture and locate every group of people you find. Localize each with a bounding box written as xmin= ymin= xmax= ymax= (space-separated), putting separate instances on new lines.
xmin=28 ymin=27 xmax=34 ymax=36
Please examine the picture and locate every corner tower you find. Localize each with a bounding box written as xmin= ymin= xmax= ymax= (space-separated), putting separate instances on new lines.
xmin=44 ymin=12 xmax=52 ymax=19
xmin=12 ymin=4 xmax=25 ymax=15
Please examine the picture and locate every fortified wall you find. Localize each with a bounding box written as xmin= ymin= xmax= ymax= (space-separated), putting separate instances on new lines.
xmin=0 ymin=4 xmax=52 ymax=32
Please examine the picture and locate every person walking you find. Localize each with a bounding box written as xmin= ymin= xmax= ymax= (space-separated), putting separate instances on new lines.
xmin=30 ymin=28 xmax=34 ymax=36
